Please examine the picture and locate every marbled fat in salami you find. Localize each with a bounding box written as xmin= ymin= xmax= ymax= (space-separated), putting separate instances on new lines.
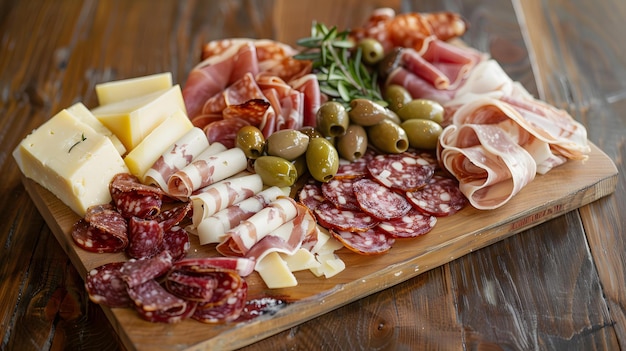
xmin=321 ymin=178 xmax=361 ymax=211
xmin=160 ymin=226 xmax=190 ymax=262
xmin=376 ymin=208 xmax=437 ymax=238
xmin=314 ymin=202 xmax=379 ymax=232
xmin=352 ymin=178 xmax=412 ymax=220
xmin=127 ymin=217 xmax=164 ymax=259
xmin=366 ymin=153 xmax=435 ymax=191
xmin=406 ymin=175 xmax=467 ymax=216
xmin=330 ymin=227 xmax=395 ymax=255
xmin=71 ymin=219 xmax=128 ymax=253
xmin=85 ymin=262 xmax=132 ymax=308
xmin=297 ymin=179 xmax=326 ymax=211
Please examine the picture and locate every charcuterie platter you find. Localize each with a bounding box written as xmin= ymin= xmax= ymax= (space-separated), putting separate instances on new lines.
xmin=22 ymin=140 xmax=617 ymax=350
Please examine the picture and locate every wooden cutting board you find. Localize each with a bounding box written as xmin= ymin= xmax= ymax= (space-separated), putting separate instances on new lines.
xmin=22 ymin=142 xmax=617 ymax=351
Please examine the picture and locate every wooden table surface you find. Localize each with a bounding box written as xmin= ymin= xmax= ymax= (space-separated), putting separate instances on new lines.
xmin=1 ymin=0 xmax=624 ymax=350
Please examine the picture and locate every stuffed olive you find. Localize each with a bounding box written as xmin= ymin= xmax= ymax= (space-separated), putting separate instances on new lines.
xmin=316 ymin=101 xmax=350 ymax=137
xmin=253 ymin=155 xmax=298 ymax=187
xmin=367 ymin=119 xmax=409 ymax=154
xmin=306 ymin=137 xmax=339 ymax=182
xmin=265 ymin=129 xmax=310 ymax=161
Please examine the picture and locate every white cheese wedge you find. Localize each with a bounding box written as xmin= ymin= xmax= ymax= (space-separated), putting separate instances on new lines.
xmin=310 ymin=253 xmax=346 ymax=278
xmin=13 ymin=109 xmax=129 ymax=217
xmin=91 ymin=85 xmax=186 ymax=151
xmin=280 ymin=248 xmax=321 ymax=272
xmin=65 ymin=102 xmax=126 ymax=155
xmin=95 ymin=72 xmax=173 ymax=105
xmin=124 ymin=109 xmax=193 ymax=181
xmin=255 ymin=251 xmax=298 ymax=289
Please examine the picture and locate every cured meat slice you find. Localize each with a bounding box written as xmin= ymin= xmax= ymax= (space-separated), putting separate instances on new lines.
xmin=321 ymin=178 xmax=361 ymax=211
xmin=330 ymin=228 xmax=395 ymax=255
xmin=172 ymin=257 xmax=256 ymax=277
xmin=167 ymin=147 xmax=248 ymax=199
xmin=128 ymin=279 xmax=194 ymax=324
xmin=376 ymin=208 xmax=437 ymax=238
xmin=197 ymin=186 xmax=284 ymax=245
xmin=367 ymin=152 xmax=435 ymax=192
xmin=85 ymin=262 xmax=132 ymax=308
xmin=193 ymin=280 xmax=248 ymax=323
xmin=155 ymin=202 xmax=192 ymax=232
xmin=120 ymin=251 xmax=174 ymax=288
xmin=204 ymin=118 xmax=250 ymax=149
xmin=222 ymin=98 xmax=272 ymax=127
xmin=314 ymin=202 xmax=379 ymax=232
xmin=405 ymin=175 xmax=467 ymax=217
xmin=166 ymin=270 xmax=217 ymax=301
xmin=109 ymin=173 xmax=164 ymax=219
xmin=161 ymin=226 xmax=190 ymax=262
xmin=144 ymin=127 xmax=210 ymax=191
xmin=297 ymin=179 xmax=326 ymax=211
xmin=334 ymin=148 xmax=376 ymax=179
xmin=352 ymin=178 xmax=412 ymax=220
xmin=127 ymin=217 xmax=164 ymax=259
xmin=71 ymin=219 xmax=128 ymax=253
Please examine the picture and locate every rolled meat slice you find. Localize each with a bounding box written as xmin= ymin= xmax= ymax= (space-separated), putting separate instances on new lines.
xmin=144 ymin=127 xmax=210 ymax=191
xmin=189 ymin=173 xmax=264 ymax=229
xmin=167 ymin=142 xmax=241 ymax=199
xmin=197 ymin=186 xmax=286 ymax=245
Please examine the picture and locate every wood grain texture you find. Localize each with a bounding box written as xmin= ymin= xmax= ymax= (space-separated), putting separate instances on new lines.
xmin=0 ymin=0 xmax=623 ymax=350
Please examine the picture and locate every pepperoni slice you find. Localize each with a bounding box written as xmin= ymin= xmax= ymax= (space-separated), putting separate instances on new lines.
xmin=366 ymin=153 xmax=435 ymax=191
xmin=127 ymin=217 xmax=164 ymax=259
xmin=314 ymin=202 xmax=379 ymax=232
xmin=71 ymin=219 xmax=128 ymax=253
xmin=330 ymin=227 xmax=395 ymax=255
xmin=376 ymin=209 xmax=437 ymax=238
xmin=406 ymin=175 xmax=467 ymax=217
xmin=297 ymin=179 xmax=325 ymax=211
xmin=321 ymin=178 xmax=361 ymax=210
xmin=353 ymin=178 xmax=412 ymax=220
xmin=85 ymin=262 xmax=132 ymax=308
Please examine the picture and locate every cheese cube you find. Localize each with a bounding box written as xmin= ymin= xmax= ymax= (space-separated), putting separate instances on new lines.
xmin=95 ymin=72 xmax=173 ymax=105
xmin=65 ymin=102 xmax=126 ymax=155
xmin=255 ymin=252 xmax=298 ymax=289
xmin=124 ymin=109 xmax=193 ymax=181
xmin=13 ymin=109 xmax=129 ymax=217
xmin=91 ymin=85 xmax=186 ymax=151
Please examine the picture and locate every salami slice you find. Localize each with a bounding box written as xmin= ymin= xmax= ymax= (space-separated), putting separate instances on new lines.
xmin=161 ymin=226 xmax=190 ymax=262
xmin=193 ymin=280 xmax=248 ymax=323
xmin=85 ymin=262 xmax=132 ymax=308
xmin=376 ymin=209 xmax=437 ymax=238
xmin=330 ymin=227 xmax=395 ymax=255
xmin=173 ymin=257 xmax=256 ymax=277
xmin=353 ymin=178 xmax=412 ymax=220
xmin=156 ymin=202 xmax=192 ymax=232
xmin=110 ymin=173 xmax=164 ymax=218
xmin=204 ymin=117 xmax=251 ymax=149
xmin=297 ymin=179 xmax=325 ymax=211
xmin=127 ymin=217 xmax=164 ymax=259
xmin=128 ymin=279 xmax=194 ymax=323
xmin=166 ymin=270 xmax=218 ymax=301
xmin=366 ymin=153 xmax=435 ymax=191
xmin=71 ymin=219 xmax=128 ymax=253
xmin=334 ymin=148 xmax=376 ymax=179
xmin=406 ymin=175 xmax=467 ymax=217
xmin=321 ymin=178 xmax=361 ymax=211
xmin=314 ymin=202 xmax=379 ymax=232
xmin=120 ymin=250 xmax=173 ymax=288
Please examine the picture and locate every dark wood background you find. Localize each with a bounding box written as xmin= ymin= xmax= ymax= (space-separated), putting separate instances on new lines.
xmin=0 ymin=0 xmax=624 ymax=350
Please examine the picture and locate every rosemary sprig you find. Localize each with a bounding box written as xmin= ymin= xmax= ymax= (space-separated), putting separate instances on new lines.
xmin=294 ymin=22 xmax=385 ymax=107
xmin=68 ymin=133 xmax=87 ymax=153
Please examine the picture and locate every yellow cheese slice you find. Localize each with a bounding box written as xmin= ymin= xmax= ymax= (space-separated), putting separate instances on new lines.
xmin=255 ymin=251 xmax=298 ymax=289
xmin=65 ymin=102 xmax=126 ymax=155
xmin=95 ymin=72 xmax=173 ymax=105
xmin=310 ymin=253 xmax=346 ymax=278
xmin=124 ymin=109 xmax=193 ymax=181
xmin=280 ymin=248 xmax=321 ymax=272
xmin=13 ymin=109 xmax=129 ymax=217
xmin=91 ymin=85 xmax=186 ymax=151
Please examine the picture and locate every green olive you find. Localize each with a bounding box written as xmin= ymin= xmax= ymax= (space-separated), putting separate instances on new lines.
xmin=298 ymin=126 xmax=323 ymax=139
xmin=316 ymin=101 xmax=350 ymax=138
xmin=235 ymin=125 xmax=265 ymax=159
xmin=253 ymin=155 xmax=298 ymax=187
xmin=384 ymin=108 xmax=402 ymax=125
xmin=384 ymin=84 xmax=412 ymax=112
xmin=336 ymin=124 xmax=368 ymax=162
xmin=396 ymin=99 xmax=445 ymax=124
xmin=358 ymin=38 xmax=385 ymax=65
xmin=265 ymin=129 xmax=310 ymax=161
xmin=306 ymin=137 xmax=339 ymax=182
xmin=291 ymin=155 xmax=308 ymax=179
xmin=348 ymin=99 xmax=388 ymax=126
xmin=401 ymin=119 xmax=443 ymax=150
xmin=367 ymin=119 xmax=409 ymax=154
